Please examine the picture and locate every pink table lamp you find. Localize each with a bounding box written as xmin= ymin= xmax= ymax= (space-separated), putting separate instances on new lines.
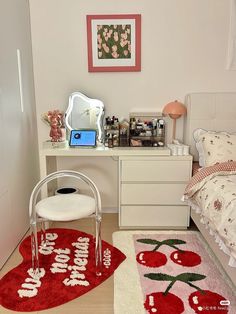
xmin=162 ymin=100 xmax=187 ymax=142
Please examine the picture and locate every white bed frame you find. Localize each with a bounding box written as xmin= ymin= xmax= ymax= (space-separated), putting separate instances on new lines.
xmin=184 ymin=92 xmax=236 ymax=288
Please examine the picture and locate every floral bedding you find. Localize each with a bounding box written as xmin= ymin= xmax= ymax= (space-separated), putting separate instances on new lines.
xmin=183 ymin=161 xmax=236 ymax=261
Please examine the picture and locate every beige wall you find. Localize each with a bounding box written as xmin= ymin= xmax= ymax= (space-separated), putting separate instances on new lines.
xmin=29 ymin=0 xmax=236 ymax=209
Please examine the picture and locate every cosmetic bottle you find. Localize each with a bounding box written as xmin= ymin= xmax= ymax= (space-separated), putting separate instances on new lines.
xmin=108 ymin=134 xmax=113 ymax=148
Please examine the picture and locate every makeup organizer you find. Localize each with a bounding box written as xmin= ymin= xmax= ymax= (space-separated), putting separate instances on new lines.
xmin=104 ymin=113 xmax=165 ymax=148
xmin=129 ymin=112 xmax=165 ymax=147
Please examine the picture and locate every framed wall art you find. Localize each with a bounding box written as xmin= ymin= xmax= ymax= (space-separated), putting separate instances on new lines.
xmin=86 ymin=14 xmax=141 ymax=72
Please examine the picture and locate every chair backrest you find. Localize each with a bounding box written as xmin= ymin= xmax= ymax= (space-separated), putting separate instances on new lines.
xmin=29 ymin=170 xmax=101 ymax=224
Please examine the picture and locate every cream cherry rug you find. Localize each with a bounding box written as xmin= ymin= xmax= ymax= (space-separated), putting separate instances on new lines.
xmin=113 ymin=230 xmax=236 ymax=314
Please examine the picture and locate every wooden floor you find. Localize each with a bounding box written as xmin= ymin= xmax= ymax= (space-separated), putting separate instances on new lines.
xmin=0 ymin=213 xmax=119 ymax=314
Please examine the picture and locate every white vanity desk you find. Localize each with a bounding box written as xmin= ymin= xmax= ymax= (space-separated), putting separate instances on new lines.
xmin=39 ymin=144 xmax=192 ymax=229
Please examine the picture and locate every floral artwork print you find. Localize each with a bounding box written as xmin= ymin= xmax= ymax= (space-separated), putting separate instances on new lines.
xmin=97 ymin=24 xmax=131 ymax=59
xmin=87 ymin=14 xmax=141 ymax=72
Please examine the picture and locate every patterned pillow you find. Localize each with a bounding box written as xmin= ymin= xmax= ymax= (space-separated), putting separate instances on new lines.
xmin=193 ymin=128 xmax=236 ymax=167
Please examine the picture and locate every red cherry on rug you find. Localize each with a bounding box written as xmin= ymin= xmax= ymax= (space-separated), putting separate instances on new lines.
xmin=144 ymin=292 xmax=184 ymax=314
xmin=189 ymin=290 xmax=229 ymax=314
xmin=170 ymin=250 xmax=201 ymax=267
xmin=136 ymin=251 xmax=167 ymax=267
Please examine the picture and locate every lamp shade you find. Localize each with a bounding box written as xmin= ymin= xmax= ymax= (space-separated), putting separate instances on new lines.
xmin=162 ymin=100 xmax=187 ymax=119
xmin=162 ymin=100 xmax=187 ymax=142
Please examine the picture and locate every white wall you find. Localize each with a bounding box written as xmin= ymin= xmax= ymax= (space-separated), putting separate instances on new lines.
xmin=29 ymin=0 xmax=236 ymax=209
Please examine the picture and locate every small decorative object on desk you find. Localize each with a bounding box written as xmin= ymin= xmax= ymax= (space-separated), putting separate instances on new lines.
xmin=104 ymin=116 xmax=120 ymax=147
xmin=162 ymin=100 xmax=187 ymax=143
xmin=42 ymin=109 xmax=66 ymax=142
xmin=168 ymin=141 xmax=190 ymax=156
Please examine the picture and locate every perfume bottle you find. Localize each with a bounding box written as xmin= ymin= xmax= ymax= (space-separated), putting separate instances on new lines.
xmin=108 ymin=134 xmax=113 ymax=148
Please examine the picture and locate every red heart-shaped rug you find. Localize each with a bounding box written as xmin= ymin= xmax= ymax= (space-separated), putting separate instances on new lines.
xmin=0 ymin=228 xmax=126 ymax=311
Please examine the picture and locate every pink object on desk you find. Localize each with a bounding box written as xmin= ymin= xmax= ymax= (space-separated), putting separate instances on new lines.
xmin=162 ymin=100 xmax=187 ymax=142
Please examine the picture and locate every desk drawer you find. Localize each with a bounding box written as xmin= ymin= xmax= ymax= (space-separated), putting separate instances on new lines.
xmin=120 ymin=205 xmax=189 ymax=227
xmin=121 ymin=160 xmax=190 ymax=182
xmin=121 ymin=183 xmax=185 ymax=205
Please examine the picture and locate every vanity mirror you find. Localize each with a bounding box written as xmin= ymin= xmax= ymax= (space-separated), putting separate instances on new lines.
xmin=65 ymin=92 xmax=105 ymax=142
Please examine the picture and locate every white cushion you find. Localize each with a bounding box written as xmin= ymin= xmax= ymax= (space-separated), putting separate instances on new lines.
xmin=36 ymin=194 xmax=95 ymax=221
xmin=193 ymin=128 xmax=207 ymax=167
xmin=193 ymin=128 xmax=236 ymax=167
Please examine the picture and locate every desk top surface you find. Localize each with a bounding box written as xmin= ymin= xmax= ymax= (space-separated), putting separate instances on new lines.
xmin=40 ymin=144 xmax=192 ymax=159
xmin=40 ymin=145 xmax=170 ymax=156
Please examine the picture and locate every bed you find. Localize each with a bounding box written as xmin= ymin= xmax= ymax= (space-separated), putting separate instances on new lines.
xmin=183 ymin=92 xmax=236 ymax=289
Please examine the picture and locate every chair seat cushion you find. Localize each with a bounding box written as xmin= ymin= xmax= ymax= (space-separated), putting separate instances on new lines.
xmin=35 ymin=194 xmax=96 ymax=221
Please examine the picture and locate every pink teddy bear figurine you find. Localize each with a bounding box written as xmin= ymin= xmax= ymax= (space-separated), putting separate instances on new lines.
xmin=47 ymin=110 xmax=64 ymax=142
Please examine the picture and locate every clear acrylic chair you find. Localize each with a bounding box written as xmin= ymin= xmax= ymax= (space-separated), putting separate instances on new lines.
xmin=29 ymin=170 xmax=102 ymax=276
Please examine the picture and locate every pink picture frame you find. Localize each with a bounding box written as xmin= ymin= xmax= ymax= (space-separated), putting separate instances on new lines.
xmin=86 ymin=14 xmax=141 ymax=72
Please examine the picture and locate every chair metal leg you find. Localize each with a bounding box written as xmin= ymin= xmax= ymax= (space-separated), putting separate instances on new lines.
xmin=30 ymin=221 xmax=40 ymax=275
xmin=40 ymin=219 xmax=47 ymax=247
xmin=95 ymin=215 xmax=102 ymax=276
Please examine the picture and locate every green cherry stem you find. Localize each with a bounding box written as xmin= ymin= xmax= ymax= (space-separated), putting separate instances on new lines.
xmin=186 ymin=282 xmax=205 ymax=294
xmin=145 ymin=273 xmax=206 ymax=296
xmin=153 ymin=243 xmax=184 ymax=252
xmin=137 ymin=238 xmax=186 ymax=252
xmin=152 ymin=244 xmax=161 ymax=251
xmin=164 ymin=279 xmax=204 ymax=296
xmin=163 ymin=279 xmax=177 ymax=295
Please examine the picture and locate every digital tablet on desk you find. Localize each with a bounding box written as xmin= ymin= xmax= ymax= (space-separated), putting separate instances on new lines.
xmin=69 ymin=129 xmax=97 ymax=147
